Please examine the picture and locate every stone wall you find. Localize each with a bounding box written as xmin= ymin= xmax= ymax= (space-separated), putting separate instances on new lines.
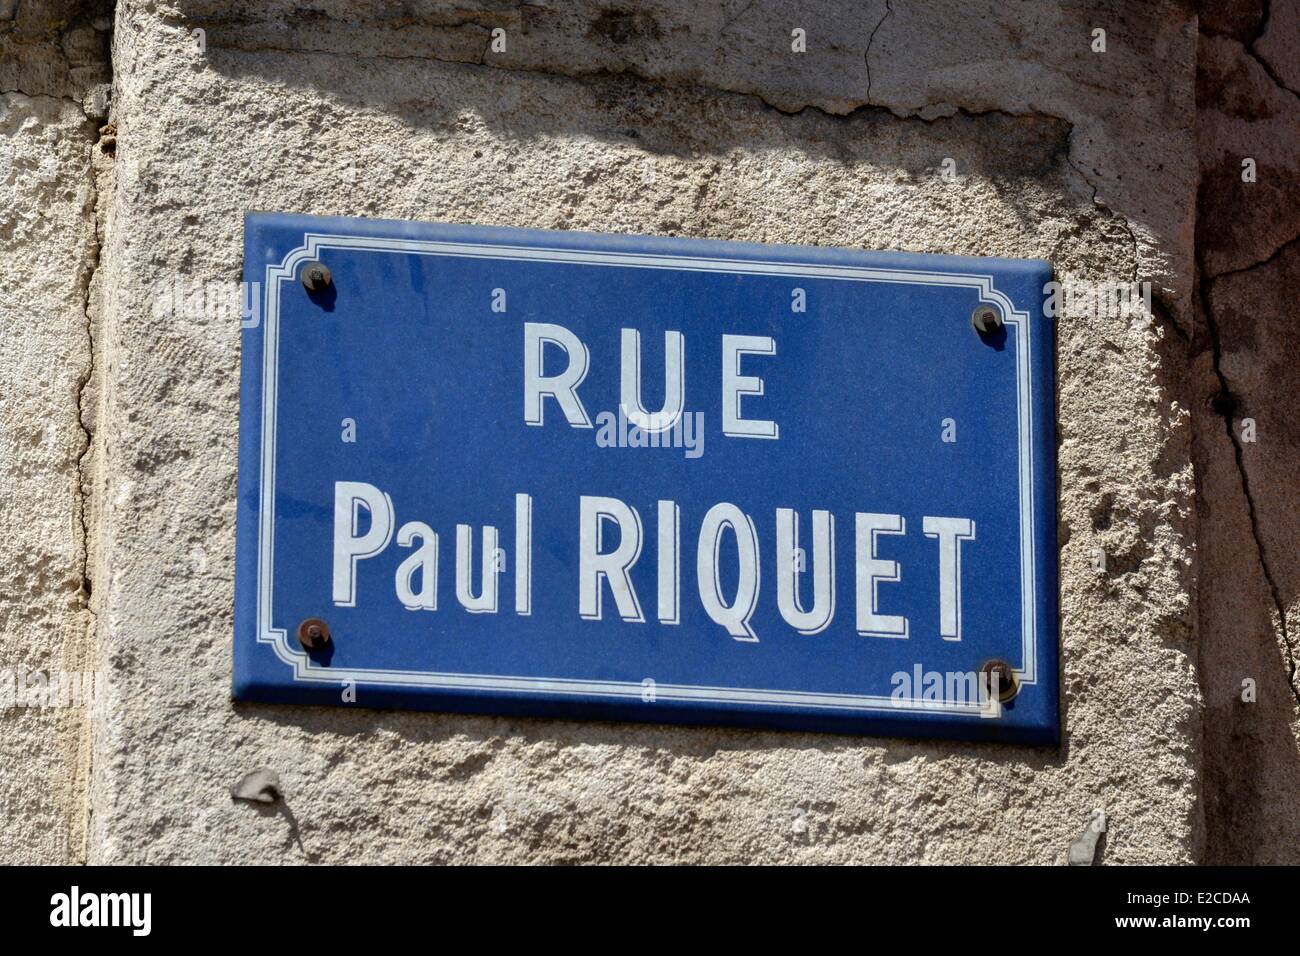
xmin=2 ymin=0 xmax=1295 ymax=864
xmin=1194 ymin=0 xmax=1300 ymax=864
xmin=0 ymin=0 xmax=110 ymax=865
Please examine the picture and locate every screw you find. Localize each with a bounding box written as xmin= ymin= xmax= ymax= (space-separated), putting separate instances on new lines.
xmin=297 ymin=617 xmax=331 ymax=651
xmin=980 ymin=659 xmax=1019 ymax=703
xmin=302 ymin=261 xmax=332 ymax=293
xmin=971 ymin=304 xmax=1002 ymax=335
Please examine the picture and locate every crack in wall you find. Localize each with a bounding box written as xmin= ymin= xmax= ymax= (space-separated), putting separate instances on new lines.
xmin=176 ymin=15 xmax=1135 ymax=229
xmin=66 ymin=114 xmax=101 ymax=865
xmin=1193 ymin=2 xmax=1300 ymax=716
xmin=74 ymin=129 xmax=99 ymax=626
xmin=863 ymin=0 xmax=891 ymax=103
xmin=179 ymin=12 xmax=1161 ymax=336
xmin=1201 ymin=30 xmax=1300 ymax=104
xmin=0 ymin=79 xmax=108 ymax=863
xmin=1062 ymin=148 xmax=1195 ymax=346
xmin=1206 ymin=231 xmax=1300 ymax=283
xmin=175 ymin=18 xmax=1078 ymax=136
xmin=1246 ymin=0 xmax=1300 ymax=101
xmin=1199 ymin=16 xmax=1300 ymax=280
xmin=1197 ymin=253 xmax=1300 ymax=710
xmin=1067 ymin=155 xmax=1139 ymax=277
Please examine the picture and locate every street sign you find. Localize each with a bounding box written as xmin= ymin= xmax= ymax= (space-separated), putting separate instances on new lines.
xmin=235 ymin=213 xmax=1059 ymax=743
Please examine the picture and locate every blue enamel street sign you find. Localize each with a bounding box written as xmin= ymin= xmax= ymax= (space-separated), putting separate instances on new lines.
xmin=235 ymin=213 xmax=1059 ymax=744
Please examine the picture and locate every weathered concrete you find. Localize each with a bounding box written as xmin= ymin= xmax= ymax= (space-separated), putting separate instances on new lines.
xmin=67 ymin=0 xmax=1200 ymax=864
xmin=1194 ymin=5 xmax=1300 ymax=864
xmin=1196 ymin=32 xmax=1300 ymax=277
xmin=28 ymin=0 xmax=1300 ymax=865
xmin=175 ymin=0 xmax=1199 ymax=324
xmin=1253 ymin=1 xmax=1300 ymax=97
xmin=0 ymin=0 xmax=114 ymax=868
xmin=0 ymin=89 xmax=98 ymax=863
xmin=0 ymin=0 xmax=112 ymax=104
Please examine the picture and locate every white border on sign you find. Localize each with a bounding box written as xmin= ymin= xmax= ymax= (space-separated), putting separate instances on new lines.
xmin=256 ymin=233 xmax=1040 ymax=719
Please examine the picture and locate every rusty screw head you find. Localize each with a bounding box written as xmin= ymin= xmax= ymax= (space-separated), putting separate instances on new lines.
xmin=980 ymin=659 xmax=1019 ymax=703
xmin=297 ymin=617 xmax=331 ymax=651
xmin=971 ymin=304 xmax=1002 ymax=336
xmin=302 ymin=261 xmax=332 ymax=293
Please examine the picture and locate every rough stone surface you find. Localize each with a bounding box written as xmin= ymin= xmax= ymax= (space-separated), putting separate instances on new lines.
xmin=1193 ymin=2 xmax=1300 ymax=864
xmin=172 ymin=0 xmax=1198 ymax=327
xmin=1253 ymin=1 xmax=1300 ymax=96
xmin=25 ymin=0 xmax=1300 ymax=865
xmin=1193 ymin=252 xmax=1300 ymax=862
xmin=0 ymin=0 xmax=113 ymax=105
xmin=70 ymin=0 xmax=1200 ymax=864
xmin=1196 ymin=32 xmax=1300 ymax=277
xmin=1200 ymin=0 xmax=1265 ymax=44
xmin=0 ymin=90 xmax=99 ymax=864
